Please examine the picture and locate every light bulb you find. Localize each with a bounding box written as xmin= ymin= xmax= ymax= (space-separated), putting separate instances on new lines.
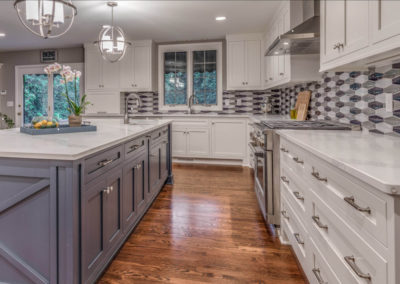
xmin=102 ymin=35 xmax=112 ymax=52
xmin=54 ymin=2 xmax=64 ymax=24
xmin=117 ymin=36 xmax=124 ymax=51
xmin=43 ymin=0 xmax=53 ymax=16
xmin=25 ymin=0 xmax=39 ymax=21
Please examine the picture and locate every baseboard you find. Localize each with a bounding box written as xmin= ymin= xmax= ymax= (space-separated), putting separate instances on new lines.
xmin=172 ymin=157 xmax=247 ymax=166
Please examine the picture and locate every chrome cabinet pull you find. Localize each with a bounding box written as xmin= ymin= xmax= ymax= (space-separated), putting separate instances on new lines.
xmin=294 ymin=233 xmax=304 ymax=245
xmin=344 ymin=196 xmax=371 ymax=214
xmin=98 ymin=159 xmax=114 ymax=167
xmin=279 ymin=72 xmax=284 ymax=76
xmin=280 ymin=147 xmax=289 ymax=153
xmin=344 ymin=256 xmax=371 ymax=280
xmin=333 ymin=43 xmax=339 ymax=50
xmin=338 ymin=43 xmax=344 ymax=49
xmin=281 ymin=176 xmax=289 ymax=184
xmin=130 ymin=144 xmax=140 ymax=150
xmin=312 ymin=215 xmax=328 ymax=230
xmin=312 ymin=268 xmax=327 ymax=284
xmin=135 ymin=164 xmax=142 ymax=169
xmin=293 ymin=157 xmax=304 ymax=164
xmin=281 ymin=210 xmax=289 ymax=220
xmin=311 ymin=168 xmax=328 ymax=182
xmin=162 ymin=140 xmax=168 ymax=144
xmin=293 ymin=191 xmax=304 ymax=201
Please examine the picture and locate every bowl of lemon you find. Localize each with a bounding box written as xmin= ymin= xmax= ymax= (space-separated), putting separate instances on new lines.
xmin=31 ymin=116 xmax=59 ymax=129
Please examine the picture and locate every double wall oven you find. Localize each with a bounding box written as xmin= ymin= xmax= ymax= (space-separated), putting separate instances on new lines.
xmin=249 ymin=120 xmax=358 ymax=228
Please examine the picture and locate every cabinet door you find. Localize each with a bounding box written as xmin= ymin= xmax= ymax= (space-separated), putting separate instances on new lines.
xmin=103 ymin=168 xmax=123 ymax=251
xmin=102 ymin=60 xmax=120 ymax=90
xmin=187 ymin=128 xmax=210 ymax=157
xmin=133 ymin=44 xmax=151 ymax=90
xmin=227 ymin=40 xmax=246 ymax=89
xmin=343 ymin=0 xmax=369 ymax=55
xmin=82 ymin=177 xmax=107 ymax=283
xmin=171 ymin=128 xmax=187 ymax=157
xmin=160 ymin=139 xmax=169 ymax=181
xmin=119 ymin=46 xmax=134 ymax=90
xmin=371 ymin=0 xmax=400 ymax=43
xmin=149 ymin=144 xmax=161 ymax=200
xmin=85 ymin=47 xmax=103 ymax=91
xmin=245 ymin=40 xmax=261 ymax=88
xmin=211 ymin=120 xmax=246 ymax=159
xmin=122 ymin=153 xmax=147 ymax=233
xmin=321 ymin=0 xmax=345 ymax=62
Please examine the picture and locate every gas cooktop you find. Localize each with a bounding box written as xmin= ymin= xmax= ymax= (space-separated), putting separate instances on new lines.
xmin=260 ymin=120 xmax=359 ymax=130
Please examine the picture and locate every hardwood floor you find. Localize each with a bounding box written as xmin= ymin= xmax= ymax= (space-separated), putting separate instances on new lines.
xmin=98 ymin=164 xmax=306 ymax=284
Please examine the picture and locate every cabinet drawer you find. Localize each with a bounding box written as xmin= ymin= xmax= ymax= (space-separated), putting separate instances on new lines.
xmin=280 ymin=140 xmax=308 ymax=177
xmin=309 ymin=194 xmax=387 ymax=284
xmin=281 ymin=194 xmax=310 ymax=269
xmin=124 ymin=136 xmax=146 ymax=160
xmin=149 ymin=126 xmax=168 ymax=145
xmin=84 ymin=145 xmax=123 ymax=184
xmin=280 ymin=166 xmax=307 ymax=219
xmin=308 ymin=237 xmax=341 ymax=284
xmin=307 ymin=154 xmax=388 ymax=247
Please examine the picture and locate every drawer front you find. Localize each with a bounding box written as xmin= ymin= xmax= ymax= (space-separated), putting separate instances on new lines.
xmin=306 ymin=153 xmax=388 ymax=247
xmin=280 ymin=139 xmax=308 ymax=177
xmin=124 ymin=136 xmax=146 ymax=160
xmin=280 ymin=166 xmax=307 ymax=219
xmin=84 ymin=145 xmax=123 ymax=184
xmin=309 ymin=193 xmax=387 ymax=284
xmin=149 ymin=126 xmax=168 ymax=145
xmin=281 ymin=194 xmax=310 ymax=270
xmin=308 ymin=237 xmax=341 ymax=284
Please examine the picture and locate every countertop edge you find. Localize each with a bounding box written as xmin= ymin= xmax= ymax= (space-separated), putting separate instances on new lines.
xmin=276 ymin=130 xmax=400 ymax=195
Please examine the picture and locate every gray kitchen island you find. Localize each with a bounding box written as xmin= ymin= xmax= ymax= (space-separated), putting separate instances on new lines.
xmin=0 ymin=119 xmax=173 ymax=284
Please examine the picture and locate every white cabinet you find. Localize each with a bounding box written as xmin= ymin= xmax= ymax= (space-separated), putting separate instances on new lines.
xmin=211 ymin=120 xmax=246 ymax=159
xmin=226 ymin=34 xmax=262 ymax=90
xmin=187 ymin=128 xmax=210 ymax=157
xmin=371 ymin=0 xmax=400 ymax=44
xmin=120 ymin=40 xmax=156 ymax=92
xmin=84 ymin=45 xmax=120 ymax=92
xmin=171 ymin=128 xmax=188 ymax=157
xmin=85 ymin=92 xmax=120 ymax=114
xmin=172 ymin=121 xmax=210 ymax=158
xmin=321 ymin=0 xmax=369 ymax=64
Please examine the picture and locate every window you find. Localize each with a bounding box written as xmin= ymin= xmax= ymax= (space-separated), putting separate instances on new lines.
xmin=16 ymin=64 xmax=83 ymax=126
xmin=158 ymin=42 xmax=222 ymax=111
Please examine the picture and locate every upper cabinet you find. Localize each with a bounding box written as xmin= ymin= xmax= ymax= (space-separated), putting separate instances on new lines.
xmin=263 ymin=2 xmax=319 ymax=89
xmin=120 ymin=40 xmax=157 ymax=92
xmin=84 ymin=40 xmax=157 ymax=93
xmin=321 ymin=0 xmax=400 ymax=71
xmin=226 ymin=34 xmax=262 ymax=90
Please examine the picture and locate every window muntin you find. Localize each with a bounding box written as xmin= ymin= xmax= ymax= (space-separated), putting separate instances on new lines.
xmin=193 ymin=50 xmax=217 ymax=105
xmin=164 ymin=51 xmax=187 ymax=105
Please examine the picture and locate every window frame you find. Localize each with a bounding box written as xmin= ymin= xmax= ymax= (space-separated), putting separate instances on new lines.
xmin=158 ymin=42 xmax=223 ymax=112
xmin=15 ymin=63 xmax=84 ymax=127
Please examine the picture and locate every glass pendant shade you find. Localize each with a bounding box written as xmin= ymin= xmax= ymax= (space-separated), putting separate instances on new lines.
xmin=95 ymin=2 xmax=131 ymax=63
xmin=14 ymin=0 xmax=77 ymax=39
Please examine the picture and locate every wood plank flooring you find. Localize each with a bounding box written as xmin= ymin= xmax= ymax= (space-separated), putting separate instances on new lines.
xmin=98 ymin=164 xmax=305 ymax=284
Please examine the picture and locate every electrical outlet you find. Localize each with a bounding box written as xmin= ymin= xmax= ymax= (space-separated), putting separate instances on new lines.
xmin=6 ymin=101 xmax=13 ymax=107
xmin=386 ymin=93 xmax=393 ymax=112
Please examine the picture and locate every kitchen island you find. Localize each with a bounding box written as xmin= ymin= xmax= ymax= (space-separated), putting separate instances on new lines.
xmin=0 ymin=119 xmax=173 ymax=284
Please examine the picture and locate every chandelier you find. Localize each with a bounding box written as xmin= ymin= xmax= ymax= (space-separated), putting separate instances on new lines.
xmin=14 ymin=0 xmax=77 ymax=39
xmin=94 ymin=1 xmax=131 ymax=63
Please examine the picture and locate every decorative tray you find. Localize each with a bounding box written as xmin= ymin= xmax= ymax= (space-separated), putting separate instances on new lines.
xmin=20 ymin=125 xmax=97 ymax=135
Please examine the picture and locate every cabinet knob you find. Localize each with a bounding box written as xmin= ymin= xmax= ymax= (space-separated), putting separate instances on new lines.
xmin=279 ymin=73 xmax=284 ymax=76
xmin=269 ymin=77 xmax=273 ymax=80
xmin=135 ymin=164 xmax=142 ymax=169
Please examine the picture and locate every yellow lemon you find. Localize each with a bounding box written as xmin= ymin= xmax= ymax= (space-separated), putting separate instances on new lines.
xmin=34 ymin=123 xmax=41 ymax=129
xmin=41 ymin=120 xmax=47 ymax=125
xmin=47 ymin=122 xmax=53 ymax=127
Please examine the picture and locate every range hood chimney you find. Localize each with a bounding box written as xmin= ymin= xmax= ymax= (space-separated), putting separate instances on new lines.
xmin=265 ymin=0 xmax=320 ymax=56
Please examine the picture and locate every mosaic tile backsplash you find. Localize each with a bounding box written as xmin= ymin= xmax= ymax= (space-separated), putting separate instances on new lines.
xmin=125 ymin=63 xmax=400 ymax=136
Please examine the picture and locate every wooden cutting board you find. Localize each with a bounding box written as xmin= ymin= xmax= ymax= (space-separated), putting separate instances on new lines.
xmin=295 ymin=91 xmax=311 ymax=121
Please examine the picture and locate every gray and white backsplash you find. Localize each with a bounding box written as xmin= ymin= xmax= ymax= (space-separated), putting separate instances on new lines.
xmin=124 ymin=63 xmax=400 ymax=136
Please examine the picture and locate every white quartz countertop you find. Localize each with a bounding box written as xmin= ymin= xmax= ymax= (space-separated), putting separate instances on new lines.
xmin=0 ymin=119 xmax=172 ymax=161
xmin=277 ymin=129 xmax=400 ymax=194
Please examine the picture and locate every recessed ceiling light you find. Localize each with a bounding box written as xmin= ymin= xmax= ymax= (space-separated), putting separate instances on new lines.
xmin=215 ymin=16 xmax=226 ymax=21
xmin=0 ymin=33 xmax=5 ymax=37
xmin=274 ymin=51 xmax=279 ymax=55
xmin=283 ymin=42 xmax=289 ymax=45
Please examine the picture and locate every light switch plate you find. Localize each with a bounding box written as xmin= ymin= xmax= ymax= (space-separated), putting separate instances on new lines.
xmin=386 ymin=93 xmax=393 ymax=112
xmin=6 ymin=101 xmax=13 ymax=107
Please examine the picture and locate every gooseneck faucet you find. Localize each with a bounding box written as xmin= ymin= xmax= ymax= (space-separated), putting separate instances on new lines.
xmin=124 ymin=93 xmax=142 ymax=124
xmin=188 ymin=95 xmax=195 ymax=114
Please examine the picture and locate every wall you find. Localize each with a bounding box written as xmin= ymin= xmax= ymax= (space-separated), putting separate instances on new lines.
xmin=0 ymin=47 xmax=84 ymax=120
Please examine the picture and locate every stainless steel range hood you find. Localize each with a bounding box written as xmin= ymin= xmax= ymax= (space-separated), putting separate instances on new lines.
xmin=266 ymin=0 xmax=320 ymax=56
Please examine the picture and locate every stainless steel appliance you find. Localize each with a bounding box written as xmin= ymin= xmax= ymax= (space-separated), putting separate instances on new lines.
xmin=249 ymin=120 xmax=360 ymax=227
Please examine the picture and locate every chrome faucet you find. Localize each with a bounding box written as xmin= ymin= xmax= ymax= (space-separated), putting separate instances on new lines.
xmin=188 ymin=95 xmax=195 ymax=114
xmin=124 ymin=93 xmax=142 ymax=124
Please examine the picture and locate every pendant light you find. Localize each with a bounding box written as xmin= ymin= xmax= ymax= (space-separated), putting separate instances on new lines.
xmin=94 ymin=1 xmax=131 ymax=63
xmin=14 ymin=0 xmax=77 ymax=39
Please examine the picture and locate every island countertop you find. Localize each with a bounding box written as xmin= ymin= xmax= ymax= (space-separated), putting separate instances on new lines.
xmin=277 ymin=129 xmax=400 ymax=194
xmin=0 ymin=119 xmax=172 ymax=160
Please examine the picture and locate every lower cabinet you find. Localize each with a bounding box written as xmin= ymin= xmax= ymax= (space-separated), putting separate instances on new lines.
xmin=149 ymin=136 xmax=169 ymax=200
xmin=82 ymin=167 xmax=123 ymax=284
xmin=122 ymin=151 xmax=148 ymax=234
xmin=211 ymin=120 xmax=246 ymax=159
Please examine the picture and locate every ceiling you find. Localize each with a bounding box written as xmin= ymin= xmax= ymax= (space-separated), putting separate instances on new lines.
xmin=0 ymin=0 xmax=280 ymax=52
